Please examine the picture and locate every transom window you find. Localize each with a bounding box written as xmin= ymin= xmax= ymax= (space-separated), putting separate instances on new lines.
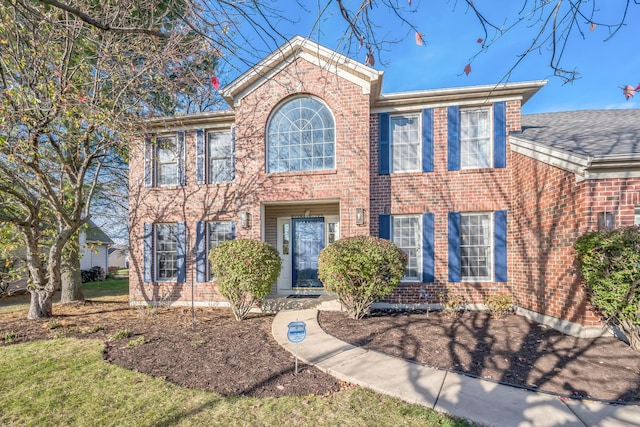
xmin=266 ymin=96 xmax=335 ymax=173
xmin=156 ymin=136 xmax=179 ymax=186
xmin=391 ymin=115 xmax=420 ymax=172
xmin=460 ymin=213 xmax=492 ymax=281
xmin=460 ymin=108 xmax=492 ymax=169
xmin=207 ymin=131 xmax=233 ymax=183
xmin=155 ymin=223 xmax=177 ymax=281
xmin=392 ymin=216 xmax=421 ymax=281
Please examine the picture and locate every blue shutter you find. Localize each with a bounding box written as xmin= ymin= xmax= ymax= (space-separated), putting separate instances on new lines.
xmin=422 ymin=108 xmax=434 ymax=173
xmin=448 ymin=212 xmax=461 ymax=282
xmin=422 ymin=213 xmax=435 ymax=282
xmin=494 ymin=210 xmax=508 ymax=282
xmin=379 ymin=113 xmax=390 ymax=175
xmin=230 ymin=220 xmax=236 ymax=239
xmin=177 ymin=131 xmax=186 ymax=186
xmin=493 ymin=102 xmax=507 ymax=168
xmin=447 ymin=106 xmax=460 ymax=171
xmin=176 ymin=222 xmax=186 ymax=283
xmin=379 ymin=214 xmax=391 ymax=240
xmin=230 ymin=126 xmax=236 ymax=181
xmin=143 ymin=223 xmax=153 ymax=282
xmin=196 ymin=129 xmax=205 ymax=184
xmin=195 ymin=221 xmax=206 ymax=282
xmin=144 ymin=136 xmax=153 ymax=187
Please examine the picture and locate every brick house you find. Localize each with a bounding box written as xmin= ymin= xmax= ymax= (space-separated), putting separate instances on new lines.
xmin=129 ymin=36 xmax=640 ymax=337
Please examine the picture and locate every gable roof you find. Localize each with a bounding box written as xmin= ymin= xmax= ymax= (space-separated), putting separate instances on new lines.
xmin=511 ymin=109 xmax=640 ymax=181
xmin=85 ymin=219 xmax=114 ymax=245
xmin=221 ymin=36 xmax=383 ymax=107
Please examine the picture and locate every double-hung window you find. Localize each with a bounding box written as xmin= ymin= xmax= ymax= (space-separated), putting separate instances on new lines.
xmin=206 ymin=221 xmax=234 ymax=280
xmin=392 ymin=216 xmax=422 ymax=281
xmin=207 ymin=131 xmax=234 ymax=183
xmin=391 ymin=115 xmax=421 ymax=173
xmin=156 ymin=136 xmax=179 ymax=186
xmin=155 ymin=223 xmax=177 ymax=281
xmin=143 ymin=222 xmax=186 ymax=283
xmin=448 ymin=210 xmax=507 ymax=283
xmin=144 ymin=131 xmax=185 ymax=187
xmin=379 ymin=213 xmax=434 ymax=283
xmin=460 ymin=108 xmax=492 ymax=169
xmin=379 ymin=109 xmax=434 ymax=175
xmin=447 ymin=102 xmax=506 ymax=171
xmin=460 ymin=213 xmax=492 ymax=281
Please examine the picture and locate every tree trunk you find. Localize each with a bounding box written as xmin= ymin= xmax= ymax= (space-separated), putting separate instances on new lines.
xmin=60 ymin=237 xmax=84 ymax=303
xmin=27 ymin=288 xmax=53 ymax=319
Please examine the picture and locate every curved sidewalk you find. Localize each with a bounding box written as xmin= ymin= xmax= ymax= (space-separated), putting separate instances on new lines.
xmin=272 ymin=308 xmax=640 ymax=427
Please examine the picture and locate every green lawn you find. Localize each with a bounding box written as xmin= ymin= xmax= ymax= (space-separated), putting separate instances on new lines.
xmin=0 ymin=338 xmax=474 ymax=427
xmin=0 ymin=278 xmax=129 ymax=314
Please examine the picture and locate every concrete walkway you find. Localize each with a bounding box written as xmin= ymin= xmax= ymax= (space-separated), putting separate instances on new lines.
xmin=272 ymin=308 xmax=640 ymax=427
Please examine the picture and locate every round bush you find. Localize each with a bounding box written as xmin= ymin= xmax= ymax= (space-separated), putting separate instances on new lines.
xmin=574 ymin=226 xmax=640 ymax=350
xmin=209 ymin=239 xmax=281 ymax=320
xmin=318 ymin=235 xmax=407 ymax=319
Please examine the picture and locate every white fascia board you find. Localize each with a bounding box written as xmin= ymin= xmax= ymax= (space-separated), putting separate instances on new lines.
xmin=510 ymin=136 xmax=589 ymax=180
xmin=222 ymin=36 xmax=381 ymax=107
xmin=370 ymin=95 xmax=524 ymax=114
xmin=144 ymin=111 xmax=235 ymax=132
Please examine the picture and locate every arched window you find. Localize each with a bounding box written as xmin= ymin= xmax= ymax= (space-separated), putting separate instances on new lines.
xmin=266 ymin=96 xmax=335 ymax=173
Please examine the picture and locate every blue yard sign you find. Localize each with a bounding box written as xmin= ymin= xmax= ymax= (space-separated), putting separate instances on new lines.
xmin=287 ymin=321 xmax=307 ymax=343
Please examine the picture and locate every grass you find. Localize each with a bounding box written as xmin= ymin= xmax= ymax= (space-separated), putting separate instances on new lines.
xmin=0 ymin=278 xmax=129 ymax=314
xmin=0 ymin=338 xmax=474 ymax=427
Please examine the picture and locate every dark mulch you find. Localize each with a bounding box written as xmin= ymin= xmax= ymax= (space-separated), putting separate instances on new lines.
xmin=0 ymin=299 xmax=346 ymax=398
xmin=3 ymin=298 xmax=640 ymax=403
xmin=319 ymin=309 xmax=640 ymax=403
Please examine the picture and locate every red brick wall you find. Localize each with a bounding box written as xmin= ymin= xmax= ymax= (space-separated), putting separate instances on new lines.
xmin=510 ymin=156 xmax=640 ymax=326
xmin=129 ymin=56 xmax=371 ymax=304
xmin=370 ymin=101 xmax=521 ymax=306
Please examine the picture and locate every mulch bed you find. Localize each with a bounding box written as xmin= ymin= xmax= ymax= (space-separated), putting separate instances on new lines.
xmin=319 ymin=309 xmax=640 ymax=403
xmin=2 ymin=298 xmax=640 ymax=402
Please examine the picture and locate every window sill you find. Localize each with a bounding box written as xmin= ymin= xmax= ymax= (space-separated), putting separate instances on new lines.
xmin=267 ymin=169 xmax=337 ymax=178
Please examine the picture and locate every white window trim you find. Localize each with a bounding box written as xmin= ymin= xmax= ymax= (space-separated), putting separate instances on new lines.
xmin=460 ymin=212 xmax=493 ymax=282
xmin=392 ymin=214 xmax=422 ymax=282
xmin=207 ymin=130 xmax=233 ymax=184
xmin=206 ymin=221 xmax=233 ymax=281
xmin=155 ymin=135 xmax=179 ymax=187
xmin=390 ymin=114 xmax=421 ymax=173
xmin=154 ymin=223 xmax=177 ymax=282
xmin=460 ymin=107 xmax=493 ymax=170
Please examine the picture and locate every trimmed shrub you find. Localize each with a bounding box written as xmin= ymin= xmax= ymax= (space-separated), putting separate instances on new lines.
xmin=209 ymin=239 xmax=281 ymax=320
xmin=439 ymin=286 xmax=467 ymax=318
xmin=574 ymin=226 xmax=640 ymax=351
xmin=485 ymin=293 xmax=514 ymax=319
xmin=318 ymin=235 xmax=407 ymax=320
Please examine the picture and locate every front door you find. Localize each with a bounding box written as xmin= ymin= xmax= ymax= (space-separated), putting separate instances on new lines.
xmin=292 ymin=217 xmax=325 ymax=288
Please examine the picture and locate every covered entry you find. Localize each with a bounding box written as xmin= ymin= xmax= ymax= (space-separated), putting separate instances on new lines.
xmin=264 ymin=202 xmax=339 ymax=294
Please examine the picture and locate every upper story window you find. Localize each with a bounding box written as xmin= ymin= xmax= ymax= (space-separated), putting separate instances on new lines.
xmin=447 ymin=102 xmax=506 ymax=171
xmin=156 ymin=136 xmax=179 ymax=186
xmin=460 ymin=108 xmax=492 ymax=169
xmin=144 ymin=131 xmax=185 ymax=188
xmin=207 ymin=131 xmax=234 ymax=183
xmin=266 ymin=96 xmax=335 ymax=173
xmin=391 ymin=115 xmax=421 ymax=173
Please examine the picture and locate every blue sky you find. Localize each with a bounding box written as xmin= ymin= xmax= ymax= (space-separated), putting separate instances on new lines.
xmin=221 ymin=1 xmax=640 ymax=114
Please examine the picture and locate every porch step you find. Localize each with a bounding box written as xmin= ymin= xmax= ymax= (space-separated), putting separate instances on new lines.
xmin=260 ymin=294 xmax=342 ymax=313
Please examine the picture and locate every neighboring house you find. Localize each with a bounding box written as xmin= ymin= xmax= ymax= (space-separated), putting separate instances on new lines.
xmin=80 ymin=219 xmax=114 ymax=275
xmin=128 ymin=35 xmax=640 ymax=338
xmin=108 ymin=245 xmax=129 ymax=269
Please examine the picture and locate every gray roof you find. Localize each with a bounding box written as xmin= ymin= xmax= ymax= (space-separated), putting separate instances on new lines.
xmin=518 ymin=109 xmax=640 ymax=157
xmin=85 ymin=219 xmax=114 ymax=245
